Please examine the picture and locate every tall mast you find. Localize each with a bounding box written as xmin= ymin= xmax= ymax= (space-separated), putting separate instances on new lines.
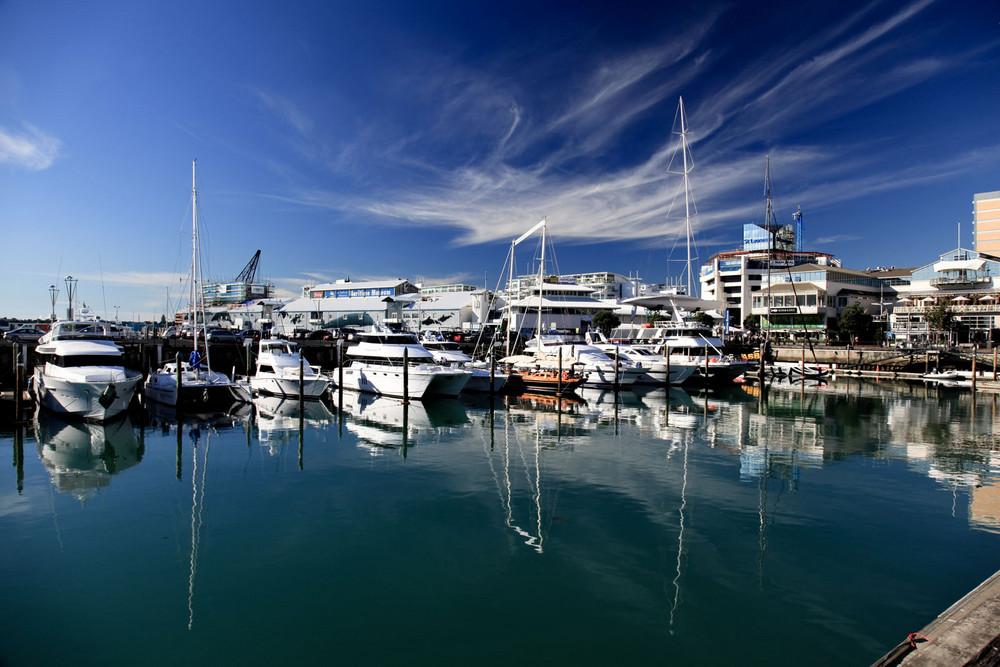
xmin=764 ymin=156 xmax=772 ymax=338
xmin=679 ymin=97 xmax=693 ymax=296
xmin=191 ymin=160 xmax=199 ymax=365
xmin=537 ymin=217 xmax=546 ymax=338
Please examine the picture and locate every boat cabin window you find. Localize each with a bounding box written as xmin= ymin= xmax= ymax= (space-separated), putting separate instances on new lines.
xmin=368 ymin=334 xmax=418 ymax=345
xmin=53 ymin=354 xmax=123 ymax=367
xmin=259 ymin=365 xmax=275 ymax=374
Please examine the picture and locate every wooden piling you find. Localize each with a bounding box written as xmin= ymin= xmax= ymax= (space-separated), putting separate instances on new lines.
xmin=402 ymin=346 xmax=409 ymax=404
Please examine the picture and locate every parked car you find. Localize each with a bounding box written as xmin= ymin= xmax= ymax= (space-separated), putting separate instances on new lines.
xmin=241 ymin=329 xmax=263 ymax=344
xmin=206 ymin=328 xmax=239 ymax=342
xmin=4 ymin=325 xmax=46 ymax=343
xmin=291 ymin=328 xmax=313 ymax=339
xmin=308 ymin=329 xmax=333 ymax=340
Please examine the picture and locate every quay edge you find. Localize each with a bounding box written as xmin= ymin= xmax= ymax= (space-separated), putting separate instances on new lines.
xmin=873 ymin=569 xmax=1000 ymax=666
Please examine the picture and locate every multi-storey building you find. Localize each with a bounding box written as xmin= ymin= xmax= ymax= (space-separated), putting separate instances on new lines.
xmin=749 ymin=264 xmax=898 ymax=341
xmin=890 ymin=248 xmax=1000 ymax=345
xmin=973 ymin=191 xmax=1000 ymax=256
xmin=701 ymin=250 xmax=838 ymax=328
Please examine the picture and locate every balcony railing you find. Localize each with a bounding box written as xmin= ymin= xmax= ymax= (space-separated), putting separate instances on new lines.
xmin=930 ymin=275 xmax=990 ymax=286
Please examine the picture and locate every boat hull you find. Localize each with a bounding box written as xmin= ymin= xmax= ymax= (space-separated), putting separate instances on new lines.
xmin=425 ymin=369 xmax=472 ymax=397
xmin=338 ymin=364 xmax=435 ymax=399
xmin=33 ymin=368 xmax=141 ymax=422
xmin=463 ymin=369 xmax=508 ymax=393
xmin=504 ymin=371 xmax=585 ymax=395
xmin=250 ymin=375 xmax=330 ymax=399
xmin=144 ymin=372 xmax=249 ymax=408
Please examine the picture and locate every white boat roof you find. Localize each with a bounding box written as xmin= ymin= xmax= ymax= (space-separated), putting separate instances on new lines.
xmin=622 ymin=294 xmax=725 ymax=312
xmin=508 ymin=296 xmax=617 ymax=310
xmin=37 ymin=338 xmax=123 ymax=356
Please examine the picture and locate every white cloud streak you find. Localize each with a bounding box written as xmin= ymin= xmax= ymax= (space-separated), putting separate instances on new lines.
xmin=0 ymin=123 xmax=60 ymax=170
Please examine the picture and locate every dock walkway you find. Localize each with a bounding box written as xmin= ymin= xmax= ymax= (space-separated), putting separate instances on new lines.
xmin=874 ymin=569 xmax=1000 ymax=666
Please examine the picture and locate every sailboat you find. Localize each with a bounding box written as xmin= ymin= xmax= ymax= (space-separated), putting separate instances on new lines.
xmin=144 ymin=161 xmax=251 ymax=408
xmin=498 ymin=218 xmax=588 ymax=394
xmin=617 ymin=98 xmax=750 ymax=386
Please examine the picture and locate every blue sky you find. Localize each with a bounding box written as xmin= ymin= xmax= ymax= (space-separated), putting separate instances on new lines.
xmin=1 ymin=0 xmax=997 ymax=320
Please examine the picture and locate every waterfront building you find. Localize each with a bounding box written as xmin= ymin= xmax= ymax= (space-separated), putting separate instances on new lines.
xmin=889 ymin=248 xmax=1000 ymax=345
xmin=699 ymin=206 xmax=844 ymax=328
xmin=701 ymin=250 xmax=839 ymax=329
xmin=401 ymin=288 xmax=498 ymax=333
xmin=749 ymin=263 xmax=900 ymax=341
xmin=278 ymin=278 xmax=498 ymax=335
xmin=278 ymin=278 xmax=421 ymax=333
xmin=202 ymin=280 xmax=273 ymax=306
xmin=973 ymin=191 xmax=1000 ymax=256
xmin=202 ymin=250 xmax=275 ymax=306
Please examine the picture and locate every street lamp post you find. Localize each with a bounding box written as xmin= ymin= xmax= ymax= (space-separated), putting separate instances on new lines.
xmin=65 ymin=276 xmax=78 ymax=320
xmin=49 ymin=284 xmax=59 ymax=321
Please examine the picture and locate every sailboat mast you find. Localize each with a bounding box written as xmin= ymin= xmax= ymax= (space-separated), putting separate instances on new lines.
xmin=680 ymin=97 xmax=693 ymax=296
xmin=764 ymin=156 xmax=772 ymax=338
xmin=191 ymin=160 xmax=199 ymax=367
xmin=537 ymin=218 xmax=546 ymax=338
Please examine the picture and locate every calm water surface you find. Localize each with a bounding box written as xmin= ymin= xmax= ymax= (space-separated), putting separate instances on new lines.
xmin=3 ymin=380 xmax=1000 ymax=666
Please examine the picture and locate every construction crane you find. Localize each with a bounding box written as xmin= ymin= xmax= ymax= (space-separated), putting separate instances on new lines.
xmin=235 ymin=250 xmax=261 ymax=285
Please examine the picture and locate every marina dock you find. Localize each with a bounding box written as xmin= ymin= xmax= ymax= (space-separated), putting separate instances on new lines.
xmin=875 ymin=569 xmax=1000 ymax=665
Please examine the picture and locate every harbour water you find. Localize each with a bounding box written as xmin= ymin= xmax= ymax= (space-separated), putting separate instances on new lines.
xmin=3 ymin=380 xmax=1000 ymax=666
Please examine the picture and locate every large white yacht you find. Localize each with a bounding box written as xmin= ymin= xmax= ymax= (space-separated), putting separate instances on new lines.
xmin=32 ymin=321 xmax=143 ymax=422
xmin=250 ymin=338 xmax=330 ymax=398
xmin=339 ymin=330 xmax=471 ymax=399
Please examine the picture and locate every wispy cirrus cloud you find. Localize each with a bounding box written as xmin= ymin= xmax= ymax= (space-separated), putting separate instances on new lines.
xmin=257 ymin=0 xmax=992 ymax=259
xmin=0 ymin=122 xmax=60 ymax=170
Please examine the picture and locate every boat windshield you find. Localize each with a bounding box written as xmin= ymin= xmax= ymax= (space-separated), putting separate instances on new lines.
xmin=53 ymin=354 xmax=124 ymax=367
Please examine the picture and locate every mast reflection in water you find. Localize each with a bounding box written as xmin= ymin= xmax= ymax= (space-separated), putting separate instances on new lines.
xmin=2 ymin=379 xmax=1000 ymax=666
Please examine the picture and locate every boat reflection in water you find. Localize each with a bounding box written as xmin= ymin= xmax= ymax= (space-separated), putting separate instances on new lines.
xmin=254 ymin=394 xmax=335 ymax=455
xmin=332 ymin=391 xmax=468 ymax=454
xmin=143 ymin=396 xmax=253 ymax=431
xmin=33 ymin=408 xmax=142 ymax=501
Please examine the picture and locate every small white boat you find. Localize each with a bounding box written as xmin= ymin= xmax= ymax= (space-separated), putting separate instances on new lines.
xmin=250 ymin=338 xmax=329 ymax=398
xmin=922 ymin=370 xmax=965 ymax=382
xmin=32 ymin=321 xmax=142 ymax=422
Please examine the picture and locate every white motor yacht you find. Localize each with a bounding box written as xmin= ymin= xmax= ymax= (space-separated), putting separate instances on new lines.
xmin=31 ymin=321 xmax=143 ymax=422
xmin=419 ymin=331 xmax=507 ymax=393
xmin=525 ymin=337 xmax=645 ymax=389
xmin=339 ymin=330 xmax=471 ymax=399
xmin=32 ymin=321 xmax=142 ymax=422
xmin=610 ymin=323 xmax=751 ymax=386
xmin=250 ymin=338 xmax=329 ymax=398
xmin=587 ymin=331 xmax=695 ymax=385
